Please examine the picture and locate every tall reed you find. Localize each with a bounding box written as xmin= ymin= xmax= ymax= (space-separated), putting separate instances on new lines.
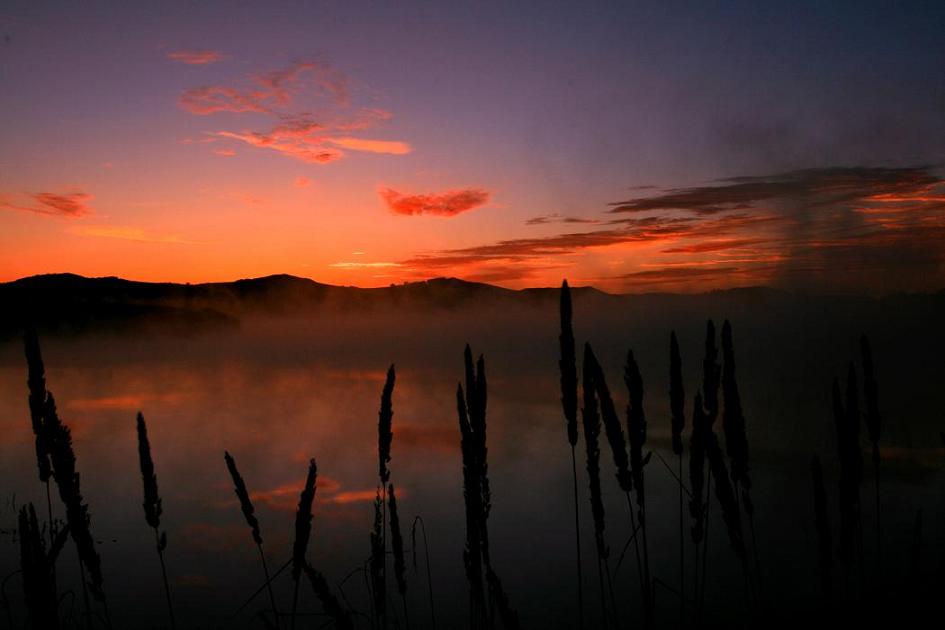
xmin=292 ymin=458 xmax=318 ymax=630
xmin=302 ymin=563 xmax=354 ymax=630
xmin=411 ymin=516 xmax=437 ymax=630
xmin=19 ymin=503 xmax=69 ymax=630
xmin=457 ymin=383 xmax=485 ymax=626
xmin=860 ymin=335 xmax=881 ymax=571
xmin=689 ymin=394 xmax=708 ymax=610
xmin=370 ymin=491 xmax=386 ymax=629
xmin=721 ymin=321 xmax=759 ymax=592
xmin=559 ymin=280 xmax=583 ymax=630
xmin=833 ymin=365 xmax=863 ymax=595
xmin=23 ymin=331 xmax=52 ymax=521
xmin=224 ymin=450 xmax=279 ymax=622
xmin=581 ymin=344 xmax=610 ymax=627
xmin=485 ymin=567 xmax=521 ymax=629
xmin=586 ymin=345 xmax=637 ymax=624
xmin=624 ymin=349 xmax=652 ymax=623
xmin=43 ymin=393 xmax=106 ymax=608
xmin=669 ymin=331 xmax=686 ymax=624
xmin=24 ymin=330 xmax=105 ymax=630
xmin=458 ymin=346 xmax=516 ymax=628
xmin=811 ymin=455 xmax=832 ymax=601
xmin=136 ymin=412 xmax=175 ymax=629
xmin=377 ymin=364 xmax=396 ymax=630
xmin=388 ymin=484 xmax=409 ymax=628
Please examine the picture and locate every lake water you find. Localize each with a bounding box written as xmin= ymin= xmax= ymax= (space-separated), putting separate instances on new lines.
xmin=1 ymin=295 xmax=944 ymax=628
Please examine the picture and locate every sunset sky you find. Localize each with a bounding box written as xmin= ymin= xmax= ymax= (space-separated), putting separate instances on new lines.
xmin=2 ymin=2 xmax=944 ymax=292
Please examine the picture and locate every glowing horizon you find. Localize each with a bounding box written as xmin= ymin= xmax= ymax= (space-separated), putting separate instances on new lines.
xmin=2 ymin=4 xmax=944 ymax=294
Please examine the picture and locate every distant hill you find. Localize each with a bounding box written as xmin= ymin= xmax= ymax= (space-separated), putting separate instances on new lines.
xmin=1 ymin=272 xmax=938 ymax=339
xmin=0 ymin=273 xmax=617 ymax=337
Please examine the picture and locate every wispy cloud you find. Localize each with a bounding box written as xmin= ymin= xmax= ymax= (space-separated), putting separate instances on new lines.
xmin=1 ymin=190 xmax=94 ymax=217
xmin=327 ymin=137 xmax=411 ymax=155
xmin=526 ymin=213 xmax=599 ymax=226
xmin=398 ymin=166 xmax=945 ymax=292
xmin=178 ymin=61 xmax=409 ymax=165
xmin=609 ymin=166 xmax=940 ymax=215
xmin=72 ymin=225 xmax=198 ymax=244
xmin=380 ymin=187 xmax=490 ymax=217
xmin=329 ymin=261 xmax=402 ymax=269
xmin=167 ymin=49 xmax=226 ymax=65
xmin=213 ymin=148 xmax=236 ymax=157
xmin=294 ymin=176 xmax=312 ymax=188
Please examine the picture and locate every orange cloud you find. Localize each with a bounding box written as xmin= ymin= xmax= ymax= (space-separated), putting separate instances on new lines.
xmin=327 ymin=137 xmax=412 ymax=155
xmin=216 ymin=130 xmax=343 ymax=164
xmin=294 ymin=176 xmax=312 ymax=188
xmin=179 ymin=86 xmax=268 ymax=115
xmin=1 ymin=190 xmax=93 ymax=217
xmin=71 ymin=225 xmax=198 ymax=244
xmin=67 ymin=393 xmax=186 ymax=411
xmin=380 ymin=187 xmax=491 ymax=217
xmin=248 ymin=476 xmax=379 ymax=510
xmin=167 ymin=49 xmax=226 ymax=65
xmin=213 ymin=148 xmax=236 ymax=157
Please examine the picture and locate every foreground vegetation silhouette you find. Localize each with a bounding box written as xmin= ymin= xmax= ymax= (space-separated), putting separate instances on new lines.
xmin=6 ymin=281 xmax=945 ymax=629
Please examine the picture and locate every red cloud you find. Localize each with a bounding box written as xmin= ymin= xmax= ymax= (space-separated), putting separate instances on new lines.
xmin=380 ymin=187 xmax=490 ymax=217
xmin=179 ymin=86 xmax=268 ymax=115
xmin=167 ymin=49 xmax=225 ymax=65
xmin=179 ymin=62 xmax=409 ymax=165
xmin=1 ymin=190 xmax=93 ymax=217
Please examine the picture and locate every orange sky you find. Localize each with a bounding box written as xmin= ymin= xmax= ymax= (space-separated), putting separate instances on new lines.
xmin=2 ymin=5 xmax=945 ymax=293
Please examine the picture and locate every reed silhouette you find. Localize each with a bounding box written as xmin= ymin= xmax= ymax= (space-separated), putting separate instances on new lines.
xmin=456 ymin=345 xmax=517 ymax=629
xmin=558 ymin=280 xmax=583 ymax=630
xmin=370 ymin=490 xmax=386 ymax=629
xmin=24 ymin=331 xmax=106 ymax=630
xmin=811 ymin=454 xmax=832 ymax=601
xmin=302 ymin=563 xmax=354 ymax=630
xmin=11 ymin=285 xmax=945 ymax=630
xmin=411 ymin=516 xmax=437 ymax=630
xmin=224 ymin=450 xmax=280 ymax=623
xmin=291 ymin=458 xmax=318 ymax=630
xmin=833 ymin=363 xmax=864 ymax=595
xmin=23 ymin=331 xmax=52 ymax=530
xmin=388 ymin=484 xmax=409 ymax=629
xmin=376 ymin=364 xmax=396 ymax=630
xmin=668 ymin=331 xmax=686 ymax=626
xmin=585 ymin=345 xmax=636 ymax=624
xmin=860 ymin=335 xmax=882 ymax=572
xmin=135 ymin=412 xmax=175 ymax=629
xmin=721 ymin=321 xmax=760 ymax=598
xmin=624 ymin=349 xmax=652 ymax=624
xmin=18 ymin=503 xmax=69 ymax=630
xmin=580 ymin=343 xmax=611 ymax=628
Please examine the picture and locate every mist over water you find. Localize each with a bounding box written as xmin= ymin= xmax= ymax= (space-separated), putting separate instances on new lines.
xmin=1 ymin=291 xmax=944 ymax=628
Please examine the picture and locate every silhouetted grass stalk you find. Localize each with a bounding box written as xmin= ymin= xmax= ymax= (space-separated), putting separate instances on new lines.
xmin=721 ymin=321 xmax=759 ymax=603
xmin=669 ymin=331 xmax=686 ymax=626
xmin=19 ymin=503 xmax=69 ymax=630
xmin=411 ymin=516 xmax=436 ymax=630
xmin=224 ymin=451 xmax=280 ymax=624
xmin=292 ymin=458 xmax=318 ymax=630
xmin=625 ymin=349 xmax=653 ymax=624
xmin=559 ymin=280 xmax=584 ymax=630
xmin=811 ymin=455 xmax=832 ymax=602
xmin=586 ymin=346 xmax=638 ymax=625
xmin=388 ymin=484 xmax=409 ymax=629
xmin=860 ymin=335 xmax=881 ymax=576
xmin=378 ymin=364 xmax=395 ymax=630
xmin=136 ymin=413 xmax=175 ymax=629
xmin=581 ymin=345 xmax=611 ymax=628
